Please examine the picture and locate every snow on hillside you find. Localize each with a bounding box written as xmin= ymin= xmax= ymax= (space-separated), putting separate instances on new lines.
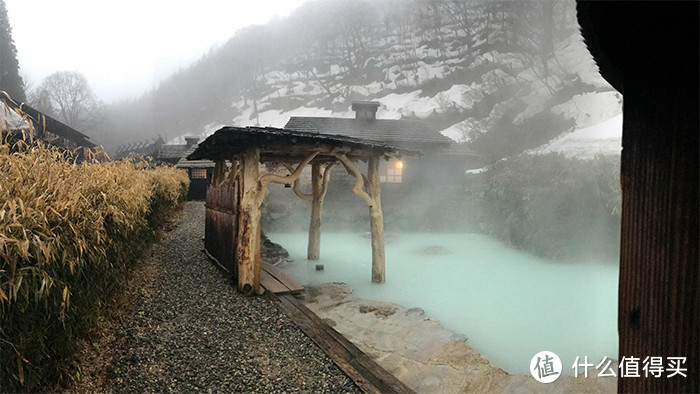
xmin=160 ymin=0 xmax=622 ymax=161
xmin=530 ymin=114 xmax=622 ymax=159
xmin=552 ymin=91 xmax=622 ymax=129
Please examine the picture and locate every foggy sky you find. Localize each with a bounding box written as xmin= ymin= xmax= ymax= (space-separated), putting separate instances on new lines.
xmin=5 ymin=0 xmax=307 ymax=103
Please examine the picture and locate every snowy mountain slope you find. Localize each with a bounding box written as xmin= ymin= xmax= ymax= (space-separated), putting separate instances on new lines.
xmin=130 ymin=0 xmax=621 ymax=159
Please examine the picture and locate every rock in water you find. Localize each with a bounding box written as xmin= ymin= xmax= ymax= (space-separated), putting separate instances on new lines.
xmin=260 ymin=231 xmax=290 ymax=265
xmin=415 ymin=245 xmax=449 ymax=255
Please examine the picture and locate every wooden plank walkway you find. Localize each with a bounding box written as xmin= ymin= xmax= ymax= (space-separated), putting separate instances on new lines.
xmin=260 ymin=261 xmax=304 ymax=294
xmin=274 ymin=293 xmax=414 ymax=394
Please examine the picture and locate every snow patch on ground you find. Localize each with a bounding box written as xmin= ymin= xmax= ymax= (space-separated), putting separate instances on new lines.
xmin=552 ymin=91 xmax=622 ymax=129
xmin=434 ymin=84 xmax=474 ymax=110
xmin=532 ymin=114 xmax=622 ymax=159
xmin=375 ymin=90 xmax=438 ymax=119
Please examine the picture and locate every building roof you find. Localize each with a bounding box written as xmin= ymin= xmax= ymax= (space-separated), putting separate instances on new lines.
xmin=1 ymin=103 xmax=29 ymax=132
xmin=284 ymin=117 xmax=453 ymax=150
xmin=1 ymin=99 xmax=96 ymax=148
xmin=157 ymin=144 xmax=190 ymax=160
xmin=176 ymin=144 xmax=214 ymax=169
xmin=441 ymin=142 xmax=480 ymax=158
xmin=188 ymin=126 xmax=419 ymax=163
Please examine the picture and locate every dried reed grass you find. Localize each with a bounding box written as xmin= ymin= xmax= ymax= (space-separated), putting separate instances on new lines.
xmin=0 ymin=115 xmax=189 ymax=390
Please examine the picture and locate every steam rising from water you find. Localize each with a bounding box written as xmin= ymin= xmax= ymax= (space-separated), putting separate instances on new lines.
xmin=270 ymin=231 xmax=618 ymax=375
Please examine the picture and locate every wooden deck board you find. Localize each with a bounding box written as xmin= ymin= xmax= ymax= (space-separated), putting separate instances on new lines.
xmin=260 ymin=269 xmax=289 ymax=294
xmin=261 ymin=261 xmax=304 ymax=294
xmin=275 ymin=293 xmax=414 ymax=394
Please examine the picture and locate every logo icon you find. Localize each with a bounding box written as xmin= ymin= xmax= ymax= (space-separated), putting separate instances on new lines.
xmin=530 ymin=351 xmax=562 ymax=383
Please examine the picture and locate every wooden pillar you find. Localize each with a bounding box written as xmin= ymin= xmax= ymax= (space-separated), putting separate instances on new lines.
xmin=366 ymin=155 xmax=385 ymax=283
xmin=617 ymin=75 xmax=698 ymax=392
xmin=577 ymin=5 xmax=699 ymax=390
xmin=236 ymin=147 xmax=261 ymax=295
xmin=308 ymin=162 xmax=323 ymax=260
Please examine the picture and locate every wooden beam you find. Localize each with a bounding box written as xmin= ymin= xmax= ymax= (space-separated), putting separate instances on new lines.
xmin=366 ymin=156 xmax=386 ymax=283
xmin=332 ymin=152 xmax=374 ymax=207
xmin=236 ymin=147 xmax=261 ymax=295
xmin=284 ymin=163 xmax=313 ymax=202
xmin=257 ymin=151 xmax=319 ymax=207
xmin=308 ymin=163 xmax=323 ymax=260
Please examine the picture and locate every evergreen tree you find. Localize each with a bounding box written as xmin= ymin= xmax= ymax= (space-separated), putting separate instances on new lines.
xmin=0 ymin=0 xmax=26 ymax=103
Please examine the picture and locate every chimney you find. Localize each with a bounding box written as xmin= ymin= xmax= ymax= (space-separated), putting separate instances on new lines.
xmin=184 ymin=137 xmax=199 ymax=147
xmin=351 ymin=101 xmax=380 ymax=120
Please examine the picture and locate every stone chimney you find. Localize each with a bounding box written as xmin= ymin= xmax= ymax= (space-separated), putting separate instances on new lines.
xmin=351 ymin=101 xmax=380 ymax=120
xmin=184 ymin=137 xmax=200 ymax=147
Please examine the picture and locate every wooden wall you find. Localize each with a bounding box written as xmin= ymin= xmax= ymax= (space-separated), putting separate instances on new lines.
xmin=205 ymin=175 xmax=238 ymax=275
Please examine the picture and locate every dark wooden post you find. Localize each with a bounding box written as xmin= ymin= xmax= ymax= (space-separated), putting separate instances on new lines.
xmin=617 ymin=78 xmax=698 ymax=392
xmin=578 ymin=2 xmax=699 ymax=391
xmin=236 ymin=147 xmax=261 ymax=295
xmin=366 ymin=155 xmax=386 ymax=283
xmin=308 ymin=162 xmax=323 ymax=260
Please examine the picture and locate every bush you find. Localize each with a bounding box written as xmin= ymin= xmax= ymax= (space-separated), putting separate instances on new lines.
xmin=0 ymin=142 xmax=189 ymax=391
xmin=480 ymin=153 xmax=621 ymax=261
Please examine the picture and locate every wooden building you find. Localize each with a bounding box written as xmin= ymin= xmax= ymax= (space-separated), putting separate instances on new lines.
xmin=115 ymin=136 xmax=214 ymax=200
xmin=1 ymin=96 xmax=96 ymax=151
xmin=285 ymin=101 xmax=480 ymax=196
xmin=187 ymin=126 xmax=417 ymax=295
xmin=176 ymin=143 xmax=214 ymax=200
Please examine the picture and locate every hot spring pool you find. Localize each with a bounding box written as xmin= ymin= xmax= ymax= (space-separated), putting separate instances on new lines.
xmin=269 ymin=232 xmax=618 ymax=375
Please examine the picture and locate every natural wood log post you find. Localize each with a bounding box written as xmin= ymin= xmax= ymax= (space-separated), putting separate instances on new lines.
xmin=331 ymin=153 xmax=387 ymax=283
xmin=366 ymin=156 xmax=385 ymax=283
xmin=306 ymin=162 xmax=336 ymax=259
xmin=308 ymin=163 xmax=323 ymax=259
xmin=236 ymin=147 xmax=261 ymax=295
xmin=331 ymin=153 xmax=374 ymax=206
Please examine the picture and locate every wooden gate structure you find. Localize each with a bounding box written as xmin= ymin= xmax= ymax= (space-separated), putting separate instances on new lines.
xmin=188 ymin=126 xmax=417 ymax=295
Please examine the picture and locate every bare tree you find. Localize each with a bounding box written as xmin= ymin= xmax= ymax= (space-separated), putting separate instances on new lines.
xmin=33 ymin=71 xmax=103 ymax=131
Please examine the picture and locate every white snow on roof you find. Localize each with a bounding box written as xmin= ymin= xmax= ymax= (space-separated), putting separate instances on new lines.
xmin=233 ymin=106 xmax=354 ymax=129
xmin=439 ymin=118 xmax=470 ymax=143
xmin=0 ymin=104 xmax=30 ymax=131
xmin=531 ymin=114 xmax=622 ymax=159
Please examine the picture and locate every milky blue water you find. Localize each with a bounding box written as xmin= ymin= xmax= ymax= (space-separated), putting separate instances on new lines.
xmin=269 ymin=232 xmax=618 ymax=375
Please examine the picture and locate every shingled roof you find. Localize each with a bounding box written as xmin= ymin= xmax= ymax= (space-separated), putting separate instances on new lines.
xmin=1 ymin=98 xmax=95 ymax=148
xmin=157 ymin=144 xmax=190 ymax=160
xmin=176 ymin=144 xmax=214 ymax=169
xmin=284 ymin=117 xmax=453 ymax=150
xmin=188 ymin=126 xmax=419 ymax=163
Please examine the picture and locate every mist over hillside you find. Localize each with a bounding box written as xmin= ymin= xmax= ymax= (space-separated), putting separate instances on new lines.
xmin=101 ymin=0 xmax=620 ymax=160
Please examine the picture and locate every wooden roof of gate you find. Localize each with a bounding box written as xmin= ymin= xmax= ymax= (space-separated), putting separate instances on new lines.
xmin=187 ymin=126 xmax=420 ymax=163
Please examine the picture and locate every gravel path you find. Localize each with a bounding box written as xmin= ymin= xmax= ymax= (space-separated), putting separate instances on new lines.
xmin=78 ymin=202 xmax=360 ymax=393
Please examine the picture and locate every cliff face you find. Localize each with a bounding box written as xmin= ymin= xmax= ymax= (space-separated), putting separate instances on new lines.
xmin=106 ymin=0 xmax=620 ymax=160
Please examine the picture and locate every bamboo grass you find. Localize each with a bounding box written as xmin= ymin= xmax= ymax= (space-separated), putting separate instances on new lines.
xmin=0 ymin=124 xmax=189 ymax=390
